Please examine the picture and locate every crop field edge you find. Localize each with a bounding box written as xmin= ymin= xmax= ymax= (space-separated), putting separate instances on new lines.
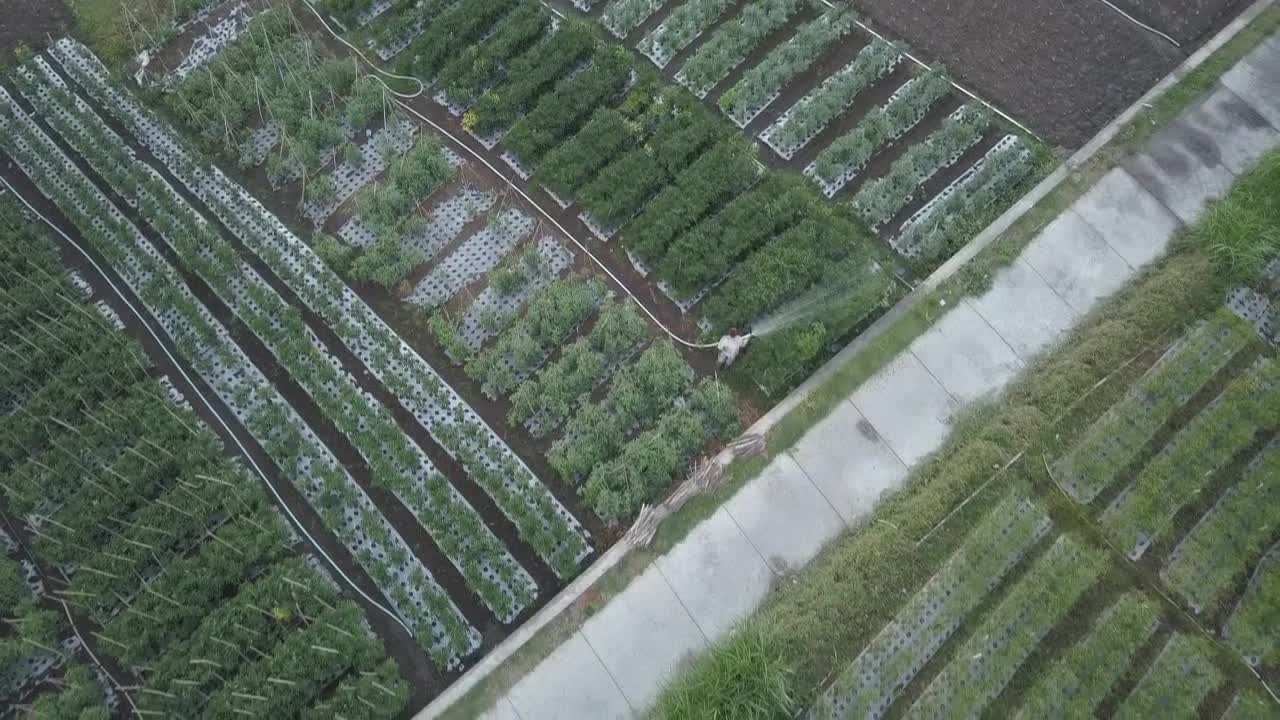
xmin=428 ymin=8 xmax=1280 ymax=718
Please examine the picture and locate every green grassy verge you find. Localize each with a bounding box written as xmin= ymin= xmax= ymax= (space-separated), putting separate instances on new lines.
xmin=1017 ymin=594 xmax=1162 ymax=719
xmin=1116 ymin=633 xmax=1224 ymax=720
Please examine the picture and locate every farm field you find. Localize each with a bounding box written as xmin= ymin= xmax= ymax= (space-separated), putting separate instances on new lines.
xmin=0 ymin=0 xmax=1265 ymax=716
xmin=657 ymin=146 xmax=1280 ymax=719
xmin=0 ymin=194 xmax=412 ymax=716
xmin=845 ymin=0 xmax=1247 ymax=148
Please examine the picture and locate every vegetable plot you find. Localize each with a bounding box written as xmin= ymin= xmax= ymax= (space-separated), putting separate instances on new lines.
xmin=637 ymin=0 xmax=736 ymax=68
xmin=676 ymin=0 xmax=806 ymax=98
xmin=719 ymin=7 xmax=854 ymax=128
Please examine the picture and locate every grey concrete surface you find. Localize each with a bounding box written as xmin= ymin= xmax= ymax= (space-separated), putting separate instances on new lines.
xmin=910 ymin=301 xmax=1025 ymax=404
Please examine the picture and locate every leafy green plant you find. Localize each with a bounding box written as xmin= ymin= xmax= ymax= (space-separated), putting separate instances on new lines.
xmin=678 ymin=0 xmax=805 ymax=97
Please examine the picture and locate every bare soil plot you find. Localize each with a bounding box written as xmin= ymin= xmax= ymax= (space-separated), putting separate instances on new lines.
xmin=849 ymin=0 xmax=1191 ymax=148
xmin=0 ymin=0 xmax=73 ymax=63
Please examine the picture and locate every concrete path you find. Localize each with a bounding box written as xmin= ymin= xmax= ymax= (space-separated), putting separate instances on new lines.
xmin=482 ymin=37 xmax=1280 ymax=720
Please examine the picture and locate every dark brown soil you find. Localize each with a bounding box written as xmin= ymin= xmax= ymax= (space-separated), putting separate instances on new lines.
xmin=848 ymin=0 xmax=1193 ymax=149
xmin=0 ymin=0 xmax=74 ymax=64
xmin=745 ymin=33 xmax=873 ymax=139
xmin=1105 ymin=0 xmax=1247 ymax=46
xmin=704 ymin=4 xmax=819 ymax=106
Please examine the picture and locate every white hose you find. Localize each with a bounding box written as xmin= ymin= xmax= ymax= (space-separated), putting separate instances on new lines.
xmin=0 ymin=175 xmax=415 ymax=638
xmin=1095 ymin=0 xmax=1182 ymax=48
xmin=301 ymin=0 xmax=721 ymax=350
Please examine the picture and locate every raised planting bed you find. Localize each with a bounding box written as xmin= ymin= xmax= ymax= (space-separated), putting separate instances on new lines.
xmin=395 ymin=0 xmax=519 ymax=83
xmin=302 ymin=119 xmax=422 ymax=226
xmin=158 ymin=0 xmax=264 ymax=87
xmin=759 ymin=39 xmax=901 ymax=160
xmin=905 ymin=534 xmax=1106 ymax=720
xmin=655 ymin=172 xmax=814 ymax=298
xmin=407 ymin=207 xmax=538 ymax=308
xmin=463 ymin=276 xmax=607 ymax=396
xmin=624 ymin=136 xmax=761 ymax=266
xmin=435 ymin=3 xmax=552 ymax=108
xmin=806 ymin=69 xmax=951 ymax=198
xmin=0 ymin=87 xmax=478 ymax=667
xmin=508 ymin=301 xmax=650 ymax=435
xmin=583 ymin=378 xmax=738 ymax=523
xmin=532 ymin=106 xmax=640 ymax=201
xmin=602 ymin=0 xmax=672 ymax=39
xmin=1115 ymin=634 xmax=1223 ymax=719
xmin=453 ymin=238 xmax=577 ymax=353
xmin=548 ymin=341 xmax=693 ymax=483
xmin=637 ymin=0 xmax=736 ymax=68
xmin=1101 ymin=357 xmax=1280 ymax=560
xmin=1016 ymin=595 xmax=1162 ymax=720
xmin=465 ymin=20 xmax=597 ymax=137
xmin=14 ymin=58 xmax=544 ymax=626
xmin=1053 ymin=312 xmax=1252 ymax=504
xmin=1223 ymin=544 xmax=1279 ymax=669
xmin=718 ymin=6 xmax=855 ymax=128
xmin=500 ymin=46 xmax=634 ymax=167
xmin=675 ymin=0 xmax=806 ymax=99
xmin=53 ymin=36 xmax=593 ymax=580
xmin=808 ymin=493 xmax=1051 ymax=720
xmin=1161 ymin=441 xmax=1280 ymax=614
xmin=852 ymin=105 xmax=992 ymax=232
xmin=892 ymin=134 xmax=1035 ymax=262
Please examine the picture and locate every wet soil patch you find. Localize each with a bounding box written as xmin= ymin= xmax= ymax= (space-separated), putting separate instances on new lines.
xmin=847 ymin=0 xmax=1192 ymax=148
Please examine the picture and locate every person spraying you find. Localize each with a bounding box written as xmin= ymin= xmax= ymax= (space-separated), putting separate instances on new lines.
xmin=716 ymin=330 xmax=752 ymax=368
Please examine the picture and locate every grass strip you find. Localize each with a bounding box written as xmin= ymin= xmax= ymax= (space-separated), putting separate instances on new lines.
xmin=1016 ymin=594 xmax=1162 ymax=720
xmin=1053 ymin=310 xmax=1252 ymax=504
xmin=905 ymin=534 xmax=1107 ymax=719
xmin=1102 ymin=358 xmax=1280 ymax=559
xmin=1115 ymin=633 xmax=1223 ymax=720
xmin=1161 ymin=441 xmax=1280 ymax=614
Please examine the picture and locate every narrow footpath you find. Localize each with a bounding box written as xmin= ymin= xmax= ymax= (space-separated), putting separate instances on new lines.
xmin=476 ymin=35 xmax=1280 ymax=720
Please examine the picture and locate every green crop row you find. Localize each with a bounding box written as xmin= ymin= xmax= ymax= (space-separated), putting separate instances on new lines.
xmin=534 ymin=107 xmax=639 ymax=199
xmin=465 ymin=276 xmax=606 ymax=393
xmin=906 ymin=534 xmax=1105 ymax=719
xmin=603 ymin=0 xmax=670 ymax=38
xmin=853 ymin=105 xmax=992 ymax=230
xmin=810 ymin=493 xmax=1050 ymax=720
xmin=1225 ymin=552 xmax=1279 ymax=667
xmin=1102 ymin=358 xmax=1280 ymax=559
xmin=813 ymin=69 xmax=951 ymax=186
xmin=549 ymin=341 xmax=692 ymax=482
xmin=1116 ymin=634 xmax=1223 ymax=719
xmin=584 ymin=379 xmax=739 ymax=523
xmin=1162 ymin=443 xmax=1280 ymax=613
xmin=436 ymin=3 xmax=550 ymax=106
xmin=1054 ymin=311 xmax=1252 ymax=504
xmin=769 ymin=39 xmax=900 ymax=152
xmin=503 ymin=46 xmax=633 ymax=166
xmin=625 ymin=137 xmax=760 ymax=265
xmin=397 ymin=0 xmax=518 ymax=82
xmin=467 ymin=20 xmax=597 ymax=135
xmin=702 ymin=207 xmax=880 ymax=331
xmin=677 ymin=0 xmax=806 ymax=97
xmin=1018 ymin=594 xmax=1162 ymax=720
xmin=719 ymin=7 xmax=854 ymax=125
xmin=509 ymin=302 xmax=650 ymax=432
xmin=639 ymin=0 xmax=735 ymax=65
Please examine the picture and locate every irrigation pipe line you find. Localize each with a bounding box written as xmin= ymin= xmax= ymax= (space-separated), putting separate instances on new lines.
xmin=1095 ymin=0 xmax=1182 ymax=48
xmin=59 ymin=599 xmax=142 ymax=717
xmin=0 ymin=174 xmax=416 ymax=639
xmin=301 ymin=0 xmax=740 ymax=351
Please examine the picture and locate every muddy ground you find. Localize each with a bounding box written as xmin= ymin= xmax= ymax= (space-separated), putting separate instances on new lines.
xmin=0 ymin=0 xmax=74 ymax=64
xmin=849 ymin=0 xmax=1248 ymax=149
